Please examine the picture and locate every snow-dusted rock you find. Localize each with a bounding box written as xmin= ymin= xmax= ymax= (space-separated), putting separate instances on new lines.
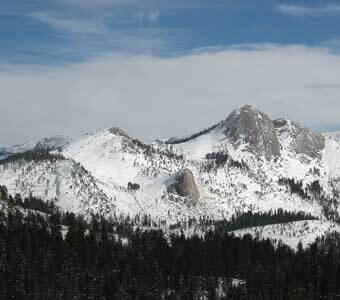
xmin=108 ymin=127 xmax=131 ymax=139
xmin=222 ymin=105 xmax=281 ymax=160
xmin=274 ymin=118 xmax=325 ymax=159
xmin=167 ymin=168 xmax=200 ymax=202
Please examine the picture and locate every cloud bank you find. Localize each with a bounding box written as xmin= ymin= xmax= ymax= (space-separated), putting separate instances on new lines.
xmin=1 ymin=44 xmax=340 ymax=146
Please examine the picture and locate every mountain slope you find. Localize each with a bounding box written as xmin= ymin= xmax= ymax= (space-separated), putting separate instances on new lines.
xmin=60 ymin=106 xmax=339 ymax=221
xmin=323 ymin=131 xmax=340 ymax=142
xmin=0 ymin=154 xmax=112 ymax=215
xmin=1 ymin=105 xmax=340 ymax=230
xmin=34 ymin=135 xmax=73 ymax=151
xmin=231 ymin=219 xmax=340 ymax=249
xmin=0 ymin=136 xmax=72 ymax=161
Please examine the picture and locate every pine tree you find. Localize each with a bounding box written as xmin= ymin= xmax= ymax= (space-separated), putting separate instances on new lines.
xmin=0 ymin=238 xmax=7 ymax=299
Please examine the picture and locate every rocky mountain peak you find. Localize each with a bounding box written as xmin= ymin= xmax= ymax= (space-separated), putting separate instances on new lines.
xmin=108 ymin=127 xmax=131 ymax=139
xmin=222 ymin=105 xmax=281 ymax=160
xmin=274 ymin=118 xmax=325 ymax=159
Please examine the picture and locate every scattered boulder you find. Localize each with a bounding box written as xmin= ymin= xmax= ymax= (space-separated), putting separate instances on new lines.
xmin=128 ymin=182 xmax=140 ymax=191
xmin=167 ymin=168 xmax=200 ymax=202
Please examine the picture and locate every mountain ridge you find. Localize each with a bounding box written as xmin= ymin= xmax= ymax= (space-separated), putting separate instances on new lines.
xmin=1 ymin=105 xmax=340 ymax=227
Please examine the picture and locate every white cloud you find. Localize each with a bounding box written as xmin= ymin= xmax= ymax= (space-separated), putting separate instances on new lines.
xmin=276 ymin=4 xmax=340 ymax=16
xmin=27 ymin=12 xmax=166 ymax=55
xmin=1 ymin=44 xmax=340 ymax=145
xmin=29 ymin=12 xmax=108 ymax=35
xmin=135 ymin=11 xmax=160 ymax=25
xmin=47 ymin=0 xmax=139 ymax=8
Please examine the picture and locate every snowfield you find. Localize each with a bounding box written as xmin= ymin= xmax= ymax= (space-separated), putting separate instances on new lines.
xmin=231 ymin=219 xmax=340 ymax=249
xmin=1 ymin=105 xmax=340 ymax=247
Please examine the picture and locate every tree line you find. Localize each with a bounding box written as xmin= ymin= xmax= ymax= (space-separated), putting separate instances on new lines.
xmin=0 ymin=150 xmax=64 ymax=166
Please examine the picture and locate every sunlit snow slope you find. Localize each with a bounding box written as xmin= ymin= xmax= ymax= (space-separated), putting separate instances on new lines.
xmin=1 ymin=105 xmax=340 ymax=231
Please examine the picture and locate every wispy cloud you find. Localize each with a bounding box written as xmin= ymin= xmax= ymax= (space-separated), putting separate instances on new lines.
xmin=29 ymin=12 xmax=108 ymax=35
xmin=45 ymin=0 xmax=139 ymax=8
xmin=25 ymin=11 xmax=167 ymax=59
xmin=135 ymin=11 xmax=160 ymax=26
xmin=276 ymin=4 xmax=340 ymax=16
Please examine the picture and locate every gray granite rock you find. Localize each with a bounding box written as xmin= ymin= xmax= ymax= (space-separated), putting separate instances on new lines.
xmin=109 ymin=127 xmax=131 ymax=139
xmin=168 ymin=168 xmax=200 ymax=202
xmin=274 ymin=118 xmax=325 ymax=159
xmin=222 ymin=105 xmax=281 ymax=160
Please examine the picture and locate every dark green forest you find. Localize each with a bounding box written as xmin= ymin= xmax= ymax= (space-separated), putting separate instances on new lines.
xmin=0 ymin=189 xmax=340 ymax=299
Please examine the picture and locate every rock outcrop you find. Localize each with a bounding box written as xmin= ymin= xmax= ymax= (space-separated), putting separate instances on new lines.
xmin=274 ymin=118 xmax=325 ymax=159
xmin=167 ymin=168 xmax=200 ymax=202
xmin=0 ymin=185 xmax=7 ymax=200
xmin=222 ymin=105 xmax=281 ymax=160
xmin=109 ymin=127 xmax=131 ymax=139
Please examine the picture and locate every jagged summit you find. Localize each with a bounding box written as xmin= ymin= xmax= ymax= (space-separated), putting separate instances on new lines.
xmin=164 ymin=104 xmax=327 ymax=161
xmin=221 ymin=104 xmax=281 ymax=159
xmin=108 ymin=127 xmax=131 ymax=139
xmin=274 ymin=118 xmax=325 ymax=159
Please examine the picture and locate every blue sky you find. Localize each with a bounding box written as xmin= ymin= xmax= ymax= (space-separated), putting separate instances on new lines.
xmin=1 ymin=0 xmax=340 ymax=145
xmin=2 ymin=0 xmax=340 ymax=64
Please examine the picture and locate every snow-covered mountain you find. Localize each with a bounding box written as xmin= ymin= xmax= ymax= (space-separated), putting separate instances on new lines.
xmin=7 ymin=140 xmax=37 ymax=154
xmin=34 ymin=135 xmax=73 ymax=151
xmin=323 ymin=131 xmax=340 ymax=143
xmin=1 ymin=105 xmax=340 ymax=244
xmin=0 ymin=140 xmax=37 ymax=160
xmin=0 ymin=135 xmax=72 ymax=159
xmin=0 ymin=147 xmax=12 ymax=160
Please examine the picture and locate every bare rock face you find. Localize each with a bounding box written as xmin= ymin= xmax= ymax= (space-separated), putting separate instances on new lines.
xmin=168 ymin=168 xmax=200 ymax=202
xmin=222 ymin=105 xmax=281 ymax=160
xmin=274 ymin=118 xmax=325 ymax=159
xmin=0 ymin=185 xmax=7 ymax=200
xmin=109 ymin=127 xmax=131 ymax=139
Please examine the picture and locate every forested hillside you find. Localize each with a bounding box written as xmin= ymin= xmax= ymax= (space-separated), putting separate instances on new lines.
xmin=1 ymin=192 xmax=340 ymax=299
